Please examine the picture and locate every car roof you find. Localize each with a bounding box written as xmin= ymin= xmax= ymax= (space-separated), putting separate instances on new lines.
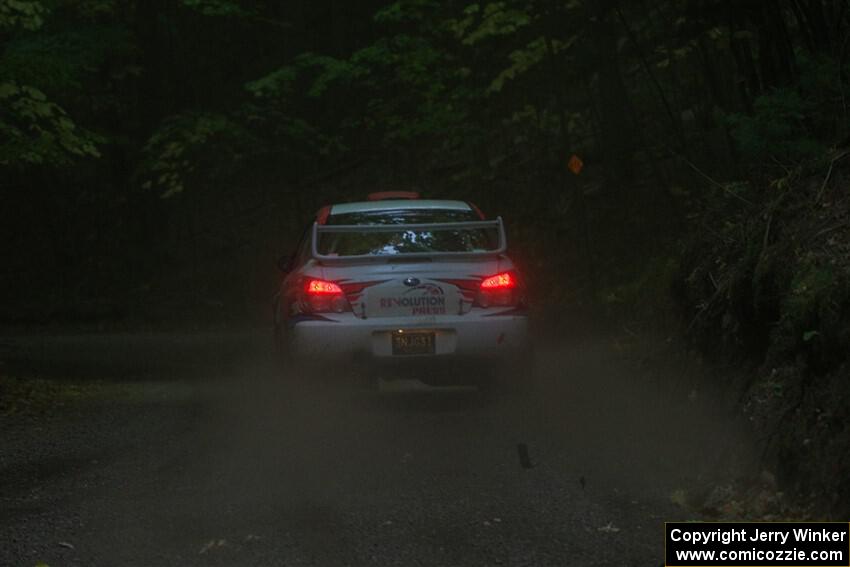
xmin=329 ymin=199 xmax=473 ymax=215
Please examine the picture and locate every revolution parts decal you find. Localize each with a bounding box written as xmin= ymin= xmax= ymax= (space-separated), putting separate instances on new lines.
xmin=382 ymin=283 xmax=447 ymax=315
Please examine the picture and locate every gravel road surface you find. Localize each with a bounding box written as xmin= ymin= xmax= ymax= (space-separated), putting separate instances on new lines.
xmin=0 ymin=331 xmax=753 ymax=566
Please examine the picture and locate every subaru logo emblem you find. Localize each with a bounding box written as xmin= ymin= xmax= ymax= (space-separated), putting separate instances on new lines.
xmin=403 ymin=277 xmax=420 ymax=287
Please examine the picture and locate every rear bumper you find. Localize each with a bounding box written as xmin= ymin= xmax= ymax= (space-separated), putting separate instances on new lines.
xmin=288 ymin=312 xmax=529 ymax=361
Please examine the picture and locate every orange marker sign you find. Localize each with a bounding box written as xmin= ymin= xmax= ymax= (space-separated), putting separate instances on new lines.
xmin=568 ymin=154 xmax=584 ymax=175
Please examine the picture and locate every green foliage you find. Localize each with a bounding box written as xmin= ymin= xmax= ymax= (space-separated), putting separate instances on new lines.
xmin=354 ymin=34 xmax=471 ymax=144
xmin=0 ymin=0 xmax=136 ymax=169
xmin=726 ymin=89 xmax=825 ymax=161
xmin=0 ymin=25 xmax=134 ymax=93
xmin=246 ymin=14 xmax=475 ymax=156
xmin=786 ymin=264 xmax=835 ymax=319
xmin=247 ymin=54 xmax=363 ymax=100
xmin=0 ymin=80 xmax=101 ymax=166
xmin=245 ymin=103 xmax=346 ymax=157
xmin=0 ymin=0 xmax=47 ymax=31
xmin=63 ymin=0 xmax=118 ymax=20
xmin=245 ymin=66 xmax=297 ymax=99
xmin=455 ymin=2 xmax=531 ymax=45
xmin=180 ymin=0 xmax=251 ymax=17
xmin=489 ymin=36 xmax=547 ymax=93
xmin=140 ymin=112 xmax=251 ymax=198
xmin=244 ymin=55 xmax=362 ymax=159
xmin=779 ymin=260 xmax=849 ymax=356
xmin=488 ymin=34 xmax=578 ymax=93
xmin=295 ymin=53 xmax=364 ymax=98
xmin=374 ymin=0 xmax=440 ymax=25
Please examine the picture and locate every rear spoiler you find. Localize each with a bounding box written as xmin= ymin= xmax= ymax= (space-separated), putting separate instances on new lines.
xmin=311 ymin=217 xmax=507 ymax=263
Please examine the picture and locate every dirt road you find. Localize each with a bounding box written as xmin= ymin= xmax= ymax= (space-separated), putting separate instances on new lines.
xmin=0 ymin=331 xmax=753 ymax=566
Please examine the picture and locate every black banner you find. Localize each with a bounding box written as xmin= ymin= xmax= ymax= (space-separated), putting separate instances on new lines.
xmin=665 ymin=522 xmax=850 ymax=566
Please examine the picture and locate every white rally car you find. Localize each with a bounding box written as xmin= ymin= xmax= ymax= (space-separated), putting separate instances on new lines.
xmin=273 ymin=192 xmax=530 ymax=387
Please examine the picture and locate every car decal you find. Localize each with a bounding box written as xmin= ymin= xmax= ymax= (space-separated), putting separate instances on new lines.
xmin=333 ymin=279 xmax=391 ymax=318
xmin=402 ymin=283 xmax=444 ymax=296
xmin=433 ymin=278 xmax=480 ymax=301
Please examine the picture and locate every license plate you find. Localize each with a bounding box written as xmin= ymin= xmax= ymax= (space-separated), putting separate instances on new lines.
xmin=391 ymin=331 xmax=436 ymax=356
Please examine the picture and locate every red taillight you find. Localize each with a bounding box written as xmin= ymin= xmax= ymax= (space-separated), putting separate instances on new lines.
xmin=306 ymin=279 xmax=343 ymax=294
xmin=476 ymin=271 xmax=521 ymax=308
xmin=480 ymin=272 xmax=515 ymax=290
xmin=302 ymin=279 xmax=350 ymax=313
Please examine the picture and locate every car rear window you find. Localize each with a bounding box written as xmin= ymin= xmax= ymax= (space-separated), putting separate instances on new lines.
xmin=320 ymin=209 xmax=497 ymax=256
xmin=326 ymin=209 xmax=479 ymax=225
